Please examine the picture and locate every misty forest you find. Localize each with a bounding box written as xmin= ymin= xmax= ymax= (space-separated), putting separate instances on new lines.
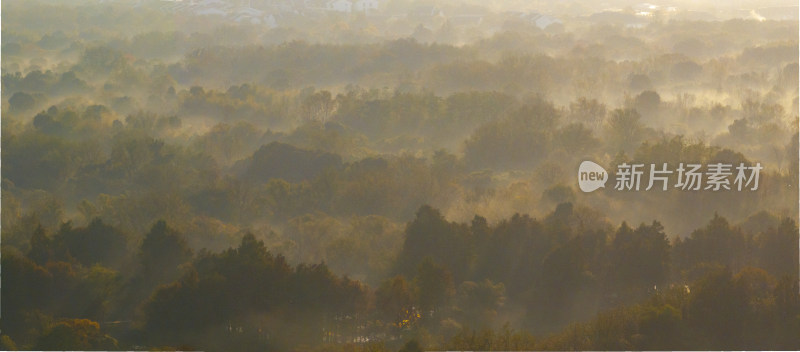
xmin=1 ymin=0 xmax=799 ymax=350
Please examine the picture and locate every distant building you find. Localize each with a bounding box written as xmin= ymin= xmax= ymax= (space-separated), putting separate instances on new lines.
xmin=191 ymin=0 xmax=231 ymax=16
xmin=587 ymin=10 xmax=648 ymax=28
xmin=537 ymin=16 xmax=560 ymax=29
xmin=444 ymin=6 xmax=487 ymax=27
xmin=233 ymin=13 xmax=276 ymax=27
xmin=326 ymin=0 xmax=352 ymax=13
xmin=234 ymin=6 xmax=264 ymax=17
xmin=447 ymin=15 xmax=483 ymax=27
xmin=526 ymin=12 xmax=561 ymax=29
xmin=409 ymin=5 xmax=444 ymax=18
xmin=353 ymin=0 xmax=378 ymax=13
xmin=195 ymin=7 xmax=227 ymax=16
xmin=199 ymin=0 xmax=227 ymax=6
xmin=231 ymin=6 xmax=278 ymax=27
xmin=633 ymin=2 xmax=659 ymax=17
xmin=755 ymin=6 xmax=799 ymax=20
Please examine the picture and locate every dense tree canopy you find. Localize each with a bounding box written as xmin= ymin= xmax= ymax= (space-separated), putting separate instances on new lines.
xmin=1 ymin=0 xmax=797 ymax=350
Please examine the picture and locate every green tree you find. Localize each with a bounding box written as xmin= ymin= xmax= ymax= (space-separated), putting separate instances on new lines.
xmin=605 ymin=108 xmax=644 ymax=154
xmin=27 ymin=224 xmax=52 ymax=265
xmin=455 ymin=280 xmax=505 ymax=329
xmin=57 ymin=219 xmax=128 ymax=269
xmin=757 ymin=218 xmax=798 ymax=278
xmin=556 ymin=123 xmax=599 ymax=155
xmin=0 ymin=252 xmax=52 ymax=342
xmin=8 ymin=91 xmax=37 ymax=112
xmin=397 ymin=205 xmax=472 ymax=282
xmin=685 ymin=268 xmax=748 ymax=349
xmin=398 ymin=339 xmax=423 ymax=352
xmin=675 ymin=213 xmax=750 ymax=274
xmin=375 ymin=275 xmax=416 ymax=327
xmin=139 ymin=220 xmax=193 ymax=284
xmin=637 ymin=303 xmax=683 ymax=350
xmin=414 ymin=257 xmax=455 ymax=318
xmin=568 ymin=97 xmax=606 ymax=129
xmin=0 ymin=335 xmax=17 ymax=351
xmin=464 ymin=99 xmax=559 ymax=170
xmin=633 ymin=90 xmax=661 ymax=116
xmin=607 ymin=221 xmax=670 ymax=300
xmin=35 ymin=319 xmax=118 ymax=350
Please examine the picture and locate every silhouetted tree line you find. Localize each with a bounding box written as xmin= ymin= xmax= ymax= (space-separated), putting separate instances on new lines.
xmin=2 ymin=204 xmax=797 ymax=350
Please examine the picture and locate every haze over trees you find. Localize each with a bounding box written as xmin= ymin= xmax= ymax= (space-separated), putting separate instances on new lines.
xmin=1 ymin=0 xmax=798 ymax=350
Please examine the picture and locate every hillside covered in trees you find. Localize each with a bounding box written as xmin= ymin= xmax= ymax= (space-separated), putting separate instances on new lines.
xmin=1 ymin=0 xmax=798 ymax=350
